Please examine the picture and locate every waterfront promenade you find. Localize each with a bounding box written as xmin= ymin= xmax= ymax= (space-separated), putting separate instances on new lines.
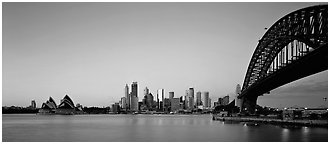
xmin=212 ymin=115 xmax=328 ymax=127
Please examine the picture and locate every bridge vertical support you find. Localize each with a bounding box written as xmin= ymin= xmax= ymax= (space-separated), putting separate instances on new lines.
xmin=241 ymin=96 xmax=258 ymax=114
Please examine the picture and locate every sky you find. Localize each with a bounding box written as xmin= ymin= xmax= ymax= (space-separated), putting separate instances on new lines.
xmin=2 ymin=2 xmax=327 ymax=108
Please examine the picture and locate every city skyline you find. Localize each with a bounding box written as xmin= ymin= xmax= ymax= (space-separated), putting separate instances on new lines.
xmin=3 ymin=2 xmax=327 ymax=108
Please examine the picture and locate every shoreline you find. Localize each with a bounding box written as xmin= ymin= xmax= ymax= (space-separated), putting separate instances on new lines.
xmin=212 ymin=115 xmax=328 ymax=128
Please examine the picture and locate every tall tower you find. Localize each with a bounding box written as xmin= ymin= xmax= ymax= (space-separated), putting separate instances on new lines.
xmin=196 ymin=91 xmax=202 ymax=106
xmin=131 ymin=82 xmax=138 ymax=98
xmin=202 ymin=91 xmax=209 ymax=109
xmin=157 ymin=89 xmax=164 ymax=111
xmin=188 ymin=88 xmax=194 ymax=109
xmin=130 ymin=82 xmax=138 ymax=112
xmin=125 ymin=84 xmax=130 ymax=110
xmin=169 ymin=92 xmax=174 ymax=100
xmin=235 ymin=84 xmax=242 ymax=108
xmin=144 ymin=87 xmax=149 ymax=96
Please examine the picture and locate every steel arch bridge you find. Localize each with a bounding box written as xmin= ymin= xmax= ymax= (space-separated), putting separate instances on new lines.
xmin=238 ymin=5 xmax=328 ymax=113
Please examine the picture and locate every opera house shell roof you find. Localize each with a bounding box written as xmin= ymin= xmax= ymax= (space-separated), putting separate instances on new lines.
xmin=39 ymin=95 xmax=76 ymax=115
xmin=58 ymin=95 xmax=75 ymax=109
xmin=41 ymin=97 xmax=57 ymax=109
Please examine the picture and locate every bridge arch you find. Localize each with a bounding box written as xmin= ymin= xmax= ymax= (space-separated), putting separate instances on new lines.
xmin=239 ymin=5 xmax=328 ymax=113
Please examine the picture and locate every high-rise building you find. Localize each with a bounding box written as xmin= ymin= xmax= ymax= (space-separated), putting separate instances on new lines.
xmin=188 ymin=88 xmax=194 ymax=98
xmin=164 ymin=98 xmax=171 ymax=112
xmin=171 ymin=98 xmax=180 ymax=112
xmin=131 ymin=82 xmax=138 ymax=98
xmin=130 ymin=82 xmax=138 ymax=112
xmin=169 ymin=92 xmax=174 ymax=100
xmin=112 ymin=103 xmax=120 ymax=113
xmin=235 ymin=84 xmax=242 ymax=108
xmin=196 ymin=91 xmax=202 ymax=106
xmin=189 ymin=96 xmax=194 ymax=109
xmin=188 ymin=88 xmax=194 ymax=108
xmin=144 ymin=87 xmax=149 ymax=96
xmin=121 ymin=97 xmax=126 ymax=109
xmin=31 ymin=100 xmax=36 ymax=109
xmin=208 ymin=98 xmax=212 ymax=108
xmin=146 ymin=93 xmax=154 ymax=110
xmin=125 ymin=84 xmax=130 ymax=110
xmin=157 ymin=89 xmax=164 ymax=111
xmin=130 ymin=96 xmax=139 ymax=112
xmin=184 ymin=90 xmax=189 ymax=109
xmin=202 ymin=91 xmax=209 ymax=109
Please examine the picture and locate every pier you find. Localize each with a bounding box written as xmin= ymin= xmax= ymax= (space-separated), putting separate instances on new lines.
xmin=212 ymin=115 xmax=328 ymax=128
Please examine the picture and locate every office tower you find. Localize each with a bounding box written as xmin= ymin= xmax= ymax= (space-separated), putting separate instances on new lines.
xmin=223 ymin=95 xmax=229 ymax=105
xmin=235 ymin=84 xmax=242 ymax=108
xmin=144 ymin=87 xmax=149 ymax=96
xmin=196 ymin=91 xmax=202 ymax=106
xmin=129 ymin=82 xmax=138 ymax=112
xmin=112 ymin=103 xmax=120 ymax=113
xmin=164 ymin=98 xmax=171 ymax=112
xmin=157 ymin=92 xmax=159 ymax=110
xmin=125 ymin=84 xmax=130 ymax=110
xmin=189 ymin=96 xmax=194 ymax=109
xmin=208 ymin=98 xmax=212 ymax=108
xmin=130 ymin=96 xmax=138 ymax=112
xmin=202 ymin=91 xmax=209 ymax=109
xmin=188 ymin=88 xmax=194 ymax=98
xmin=131 ymin=82 xmax=138 ymax=98
xmin=157 ymin=89 xmax=164 ymax=111
xmin=188 ymin=88 xmax=194 ymax=108
xmin=31 ymin=100 xmax=36 ymax=109
xmin=169 ymin=92 xmax=174 ymax=100
xmin=171 ymin=98 xmax=180 ymax=112
xmin=184 ymin=90 xmax=189 ymax=109
xmin=121 ymin=97 xmax=126 ymax=109
xmin=146 ymin=93 xmax=154 ymax=110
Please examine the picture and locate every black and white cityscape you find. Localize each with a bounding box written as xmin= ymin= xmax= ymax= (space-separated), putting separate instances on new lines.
xmin=2 ymin=2 xmax=328 ymax=142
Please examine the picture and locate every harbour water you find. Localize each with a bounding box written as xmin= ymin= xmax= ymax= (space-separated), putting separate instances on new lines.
xmin=2 ymin=114 xmax=328 ymax=142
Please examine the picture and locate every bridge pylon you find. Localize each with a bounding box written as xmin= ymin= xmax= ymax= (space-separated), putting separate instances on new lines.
xmin=240 ymin=96 xmax=258 ymax=114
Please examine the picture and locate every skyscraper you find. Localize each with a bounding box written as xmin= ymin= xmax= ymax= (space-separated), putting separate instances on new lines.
xmin=235 ymin=84 xmax=242 ymax=108
xmin=144 ymin=87 xmax=149 ymax=96
xmin=130 ymin=82 xmax=138 ymax=112
xmin=188 ymin=88 xmax=194 ymax=108
xmin=125 ymin=84 xmax=130 ymax=110
xmin=131 ymin=96 xmax=138 ymax=112
xmin=202 ymin=91 xmax=209 ymax=109
xmin=169 ymin=92 xmax=174 ymax=100
xmin=131 ymin=82 xmax=138 ymax=98
xmin=146 ymin=93 xmax=154 ymax=110
xmin=189 ymin=96 xmax=194 ymax=109
xmin=157 ymin=89 xmax=164 ymax=111
xmin=196 ymin=91 xmax=202 ymax=106
xmin=184 ymin=90 xmax=189 ymax=109
xmin=121 ymin=97 xmax=126 ymax=109
xmin=171 ymin=98 xmax=180 ymax=112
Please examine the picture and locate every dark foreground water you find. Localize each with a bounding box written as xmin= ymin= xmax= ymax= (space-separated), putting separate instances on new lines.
xmin=2 ymin=114 xmax=328 ymax=142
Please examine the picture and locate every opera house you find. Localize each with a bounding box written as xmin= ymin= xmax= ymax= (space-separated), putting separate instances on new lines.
xmin=39 ymin=95 xmax=76 ymax=115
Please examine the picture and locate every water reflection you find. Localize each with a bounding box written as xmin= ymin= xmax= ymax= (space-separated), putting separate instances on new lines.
xmin=2 ymin=114 xmax=328 ymax=142
xmin=281 ymin=128 xmax=290 ymax=141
